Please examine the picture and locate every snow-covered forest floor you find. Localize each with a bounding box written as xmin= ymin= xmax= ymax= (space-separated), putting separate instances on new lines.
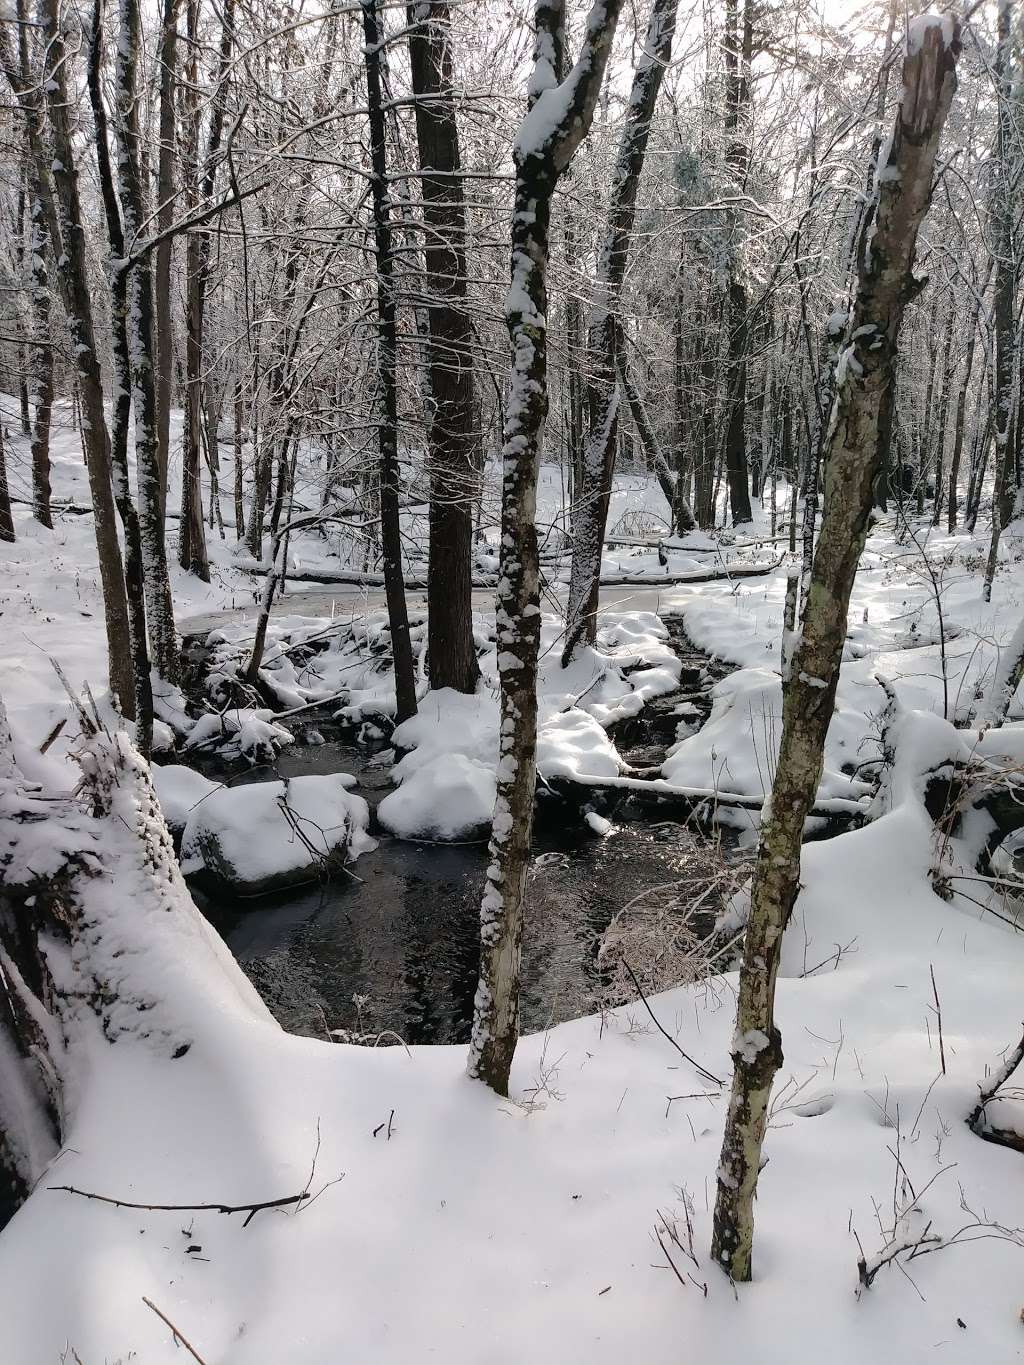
xmin=3 ymin=420 xmax=1024 ymax=1362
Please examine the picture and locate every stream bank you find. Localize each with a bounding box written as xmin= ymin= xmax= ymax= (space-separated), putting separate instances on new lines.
xmin=173 ymin=615 xmax=742 ymax=1044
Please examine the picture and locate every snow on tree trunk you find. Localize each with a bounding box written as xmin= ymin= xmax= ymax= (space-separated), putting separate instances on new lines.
xmin=562 ymin=0 xmax=677 ymax=660
xmin=467 ymin=0 xmax=624 ymax=1096
xmin=710 ymin=17 xmax=960 ymax=1282
xmin=112 ymin=0 xmax=180 ymax=684
xmin=408 ymin=1 xmax=481 ymax=696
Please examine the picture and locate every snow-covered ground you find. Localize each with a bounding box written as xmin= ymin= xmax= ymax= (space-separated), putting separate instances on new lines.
xmin=3 ymin=416 xmax=1024 ymax=1362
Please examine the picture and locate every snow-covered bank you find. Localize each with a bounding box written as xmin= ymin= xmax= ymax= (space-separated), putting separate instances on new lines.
xmin=1 ymin=718 xmax=1023 ymax=1363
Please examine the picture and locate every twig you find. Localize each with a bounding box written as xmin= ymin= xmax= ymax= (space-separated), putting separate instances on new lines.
xmin=49 ymin=1185 xmax=310 ymax=1227
xmin=142 ymin=1297 xmax=209 ymax=1364
xmin=929 ymin=964 xmax=946 ymax=1076
xmin=621 ymin=960 xmax=722 ymax=1086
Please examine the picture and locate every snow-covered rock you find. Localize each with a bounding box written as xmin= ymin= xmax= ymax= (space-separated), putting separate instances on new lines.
xmin=180 ymin=773 xmax=375 ymax=895
xmin=151 ymin=763 xmax=221 ymax=837
xmin=378 ymin=752 xmax=495 ymax=841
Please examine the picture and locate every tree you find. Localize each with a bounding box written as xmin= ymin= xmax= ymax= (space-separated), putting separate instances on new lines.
xmin=362 ymin=0 xmax=418 ymax=724
xmin=22 ymin=0 xmax=135 ymax=712
xmin=467 ymin=0 xmax=624 ymax=1096
xmin=562 ymin=0 xmax=679 ymax=659
xmin=710 ymin=17 xmax=960 ymax=1283
xmin=408 ymin=0 xmax=481 ymax=696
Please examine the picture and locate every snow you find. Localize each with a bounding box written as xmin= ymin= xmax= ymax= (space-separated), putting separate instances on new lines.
xmin=180 ymin=773 xmax=376 ymax=894
xmin=4 ymin=417 xmax=1024 ymax=1362
xmin=151 ymin=762 xmax=221 ymax=836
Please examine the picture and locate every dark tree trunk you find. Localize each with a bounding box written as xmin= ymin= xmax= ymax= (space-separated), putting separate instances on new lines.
xmin=362 ymin=0 xmax=418 ymax=723
xmin=28 ymin=0 xmax=134 ymax=712
xmin=154 ymin=0 xmax=179 ymax=517
xmin=408 ymin=1 xmax=480 ymax=695
xmin=722 ymin=0 xmax=754 ymax=526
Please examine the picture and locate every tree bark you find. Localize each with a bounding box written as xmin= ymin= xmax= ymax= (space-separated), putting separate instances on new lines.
xmin=984 ymin=0 xmax=1015 ymax=603
xmin=407 ymin=1 xmax=480 ymax=695
xmin=154 ymin=0 xmax=180 ymax=515
xmin=722 ymin=0 xmax=754 ymax=526
xmin=467 ymin=0 xmax=623 ymax=1096
xmin=31 ymin=0 xmax=134 ymax=712
xmin=362 ymin=0 xmax=418 ymax=724
xmin=561 ymin=0 xmax=677 ymax=659
xmin=86 ymin=0 xmax=154 ymax=751
xmin=710 ymin=19 xmax=959 ymax=1282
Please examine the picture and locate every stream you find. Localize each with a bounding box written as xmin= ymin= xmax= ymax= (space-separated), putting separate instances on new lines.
xmin=180 ymin=618 xmax=737 ymax=1045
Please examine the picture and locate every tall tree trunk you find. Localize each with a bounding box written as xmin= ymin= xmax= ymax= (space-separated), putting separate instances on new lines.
xmin=178 ymin=0 xmax=232 ymax=582
xmin=30 ymin=0 xmax=134 ymax=712
xmin=112 ymin=0 xmax=180 ymax=683
xmin=0 ymin=422 xmax=13 ymax=543
xmin=362 ymin=0 xmax=418 ymax=724
xmin=408 ymin=0 xmax=480 ymax=695
xmin=931 ymin=301 xmax=955 ymax=525
xmin=722 ymin=0 xmax=754 ymax=526
xmin=15 ymin=0 xmax=52 ymax=531
xmin=467 ymin=0 xmax=623 ymax=1096
xmin=948 ymin=297 xmax=981 ymax=532
xmin=985 ymin=0 xmax=1016 ymax=602
xmin=710 ymin=20 xmax=959 ymax=1282
xmin=86 ymin=0 xmax=154 ymax=753
xmin=154 ymin=0 xmax=180 ymax=515
xmin=561 ymin=0 xmax=677 ymax=660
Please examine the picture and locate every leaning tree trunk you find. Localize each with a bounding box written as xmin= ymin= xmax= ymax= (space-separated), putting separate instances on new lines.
xmin=467 ymin=0 xmax=624 ymax=1096
xmin=710 ymin=19 xmax=959 ymax=1282
xmin=362 ymin=0 xmax=418 ymax=724
xmin=408 ymin=0 xmax=480 ymax=695
xmin=948 ymin=294 xmax=982 ymax=532
xmin=562 ymin=0 xmax=678 ymax=660
xmin=33 ymin=0 xmax=134 ymax=712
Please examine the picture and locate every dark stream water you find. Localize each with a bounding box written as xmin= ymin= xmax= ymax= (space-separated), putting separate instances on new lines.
xmin=190 ymin=728 xmax=720 ymax=1043
xmin=181 ymin=619 xmax=733 ymax=1045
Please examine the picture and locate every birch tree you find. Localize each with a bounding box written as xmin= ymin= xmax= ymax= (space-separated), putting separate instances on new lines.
xmin=711 ymin=17 xmax=960 ymax=1282
xmin=467 ymin=0 xmax=624 ymax=1096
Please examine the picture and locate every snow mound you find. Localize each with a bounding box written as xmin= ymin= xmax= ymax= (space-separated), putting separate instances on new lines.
xmin=180 ymin=773 xmax=375 ymax=895
xmin=378 ymin=752 xmax=495 ymax=840
xmin=151 ymin=763 xmax=221 ymax=836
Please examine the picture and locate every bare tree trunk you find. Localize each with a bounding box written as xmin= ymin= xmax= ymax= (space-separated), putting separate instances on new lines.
xmin=467 ymin=0 xmax=623 ymax=1096
xmin=15 ymin=0 xmax=52 ymax=531
xmin=948 ymin=298 xmax=981 ymax=532
xmin=0 ymin=422 xmax=13 ymax=543
xmin=985 ymin=0 xmax=1016 ymax=603
xmin=408 ymin=0 xmax=480 ymax=696
xmin=930 ymin=302 xmax=955 ymax=525
xmin=153 ymin=0 xmax=180 ymax=515
xmin=561 ymin=0 xmax=677 ymax=660
xmin=112 ymin=0 xmax=180 ymax=684
xmin=710 ymin=20 xmax=959 ymax=1282
xmin=722 ymin=0 xmax=754 ymax=526
xmin=28 ymin=1 xmax=134 ymax=712
xmin=233 ymin=379 xmax=246 ymax=540
xmin=86 ymin=0 xmax=153 ymax=751
xmin=362 ymin=0 xmax=418 ymax=723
